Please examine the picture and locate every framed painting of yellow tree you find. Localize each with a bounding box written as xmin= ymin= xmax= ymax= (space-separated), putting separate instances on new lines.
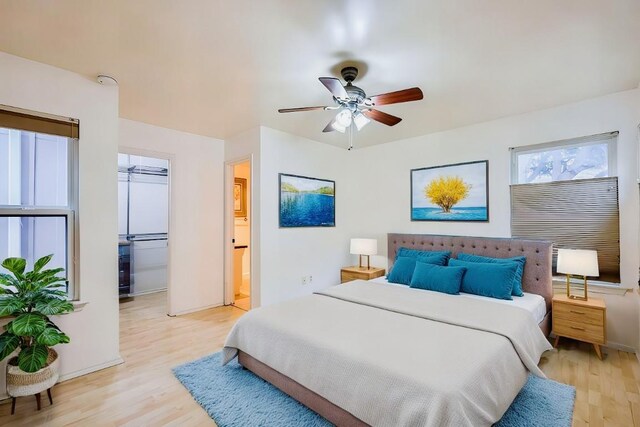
xmin=411 ymin=160 xmax=489 ymax=221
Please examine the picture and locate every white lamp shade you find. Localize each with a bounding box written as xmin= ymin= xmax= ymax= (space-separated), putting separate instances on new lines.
xmin=350 ymin=238 xmax=377 ymax=256
xmin=557 ymin=249 xmax=599 ymax=277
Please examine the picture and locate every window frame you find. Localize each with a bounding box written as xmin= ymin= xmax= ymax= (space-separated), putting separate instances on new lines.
xmin=0 ymin=130 xmax=79 ymax=300
xmin=510 ymin=131 xmax=618 ymax=185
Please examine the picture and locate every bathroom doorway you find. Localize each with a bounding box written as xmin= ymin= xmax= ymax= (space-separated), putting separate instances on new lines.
xmin=231 ymin=161 xmax=251 ymax=310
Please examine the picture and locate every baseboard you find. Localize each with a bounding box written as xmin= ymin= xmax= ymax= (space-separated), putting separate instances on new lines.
xmin=549 ymin=333 xmax=636 ymax=354
xmin=605 ymin=341 xmax=636 ymax=354
xmin=130 ymin=288 xmax=167 ymax=297
xmin=169 ymin=301 xmax=224 ymax=316
xmin=0 ymin=356 xmax=124 ymax=402
xmin=58 ymin=356 xmax=125 ymax=382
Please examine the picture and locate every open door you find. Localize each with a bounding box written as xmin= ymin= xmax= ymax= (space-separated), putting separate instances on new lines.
xmin=224 ymin=157 xmax=252 ymax=310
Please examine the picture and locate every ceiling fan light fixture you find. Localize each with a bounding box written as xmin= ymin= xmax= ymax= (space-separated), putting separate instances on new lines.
xmin=331 ymin=121 xmax=347 ymax=133
xmin=353 ymin=111 xmax=370 ymax=131
xmin=335 ymin=108 xmax=353 ymax=128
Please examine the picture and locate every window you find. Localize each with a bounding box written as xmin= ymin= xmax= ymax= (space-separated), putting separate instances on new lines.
xmin=510 ymin=132 xmax=620 ymax=284
xmin=512 ymin=132 xmax=616 ymax=184
xmin=0 ymin=106 xmax=79 ymax=298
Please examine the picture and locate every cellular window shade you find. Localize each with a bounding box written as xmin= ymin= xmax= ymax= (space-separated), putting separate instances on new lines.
xmin=510 ymin=177 xmax=619 ymax=282
xmin=0 ymin=106 xmax=79 ymax=138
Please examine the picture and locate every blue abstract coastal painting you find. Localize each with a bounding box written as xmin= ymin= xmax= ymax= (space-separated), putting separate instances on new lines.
xmin=411 ymin=160 xmax=489 ymax=222
xmin=279 ymin=174 xmax=335 ymax=227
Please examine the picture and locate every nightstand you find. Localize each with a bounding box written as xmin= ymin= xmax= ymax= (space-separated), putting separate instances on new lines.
xmin=552 ymin=294 xmax=606 ymax=359
xmin=340 ymin=266 xmax=385 ymax=284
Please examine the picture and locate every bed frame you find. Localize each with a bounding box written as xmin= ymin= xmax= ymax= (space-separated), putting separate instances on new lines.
xmin=239 ymin=233 xmax=554 ymax=426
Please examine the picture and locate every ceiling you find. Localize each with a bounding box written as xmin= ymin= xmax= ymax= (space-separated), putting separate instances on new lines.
xmin=1 ymin=0 xmax=639 ymax=148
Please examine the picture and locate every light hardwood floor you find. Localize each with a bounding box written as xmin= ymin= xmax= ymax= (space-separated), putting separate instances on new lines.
xmin=0 ymin=291 xmax=638 ymax=426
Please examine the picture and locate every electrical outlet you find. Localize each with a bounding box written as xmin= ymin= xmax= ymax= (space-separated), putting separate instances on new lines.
xmin=308 ymin=275 xmax=313 ymax=283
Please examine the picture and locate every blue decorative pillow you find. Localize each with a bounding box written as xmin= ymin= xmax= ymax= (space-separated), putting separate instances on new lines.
xmin=396 ymin=247 xmax=451 ymax=265
xmin=409 ymin=262 xmax=466 ymax=295
xmin=448 ymin=259 xmax=517 ymax=300
xmin=387 ymin=257 xmax=417 ymax=285
xmin=388 ymin=254 xmax=451 ymax=285
xmin=456 ymin=253 xmax=526 ymax=297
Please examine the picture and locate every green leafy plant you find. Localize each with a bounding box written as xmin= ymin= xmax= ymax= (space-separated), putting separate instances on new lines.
xmin=0 ymin=255 xmax=73 ymax=372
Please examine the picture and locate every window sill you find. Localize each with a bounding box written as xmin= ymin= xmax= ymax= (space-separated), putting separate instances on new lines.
xmin=71 ymin=300 xmax=88 ymax=311
xmin=552 ymin=278 xmax=630 ymax=296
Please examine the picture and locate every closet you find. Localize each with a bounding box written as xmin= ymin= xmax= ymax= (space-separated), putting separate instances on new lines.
xmin=118 ymin=154 xmax=169 ymax=297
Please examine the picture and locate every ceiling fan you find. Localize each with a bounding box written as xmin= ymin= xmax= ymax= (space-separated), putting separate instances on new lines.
xmin=278 ymin=66 xmax=423 ymax=135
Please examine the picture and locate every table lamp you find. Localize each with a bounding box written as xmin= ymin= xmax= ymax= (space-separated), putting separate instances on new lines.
xmin=557 ymin=248 xmax=599 ymax=301
xmin=350 ymin=238 xmax=378 ymax=270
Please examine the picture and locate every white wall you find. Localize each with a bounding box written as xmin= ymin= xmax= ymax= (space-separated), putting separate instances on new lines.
xmin=0 ymin=52 xmax=121 ymax=396
xmin=258 ymin=127 xmax=356 ymax=306
xmin=349 ymin=89 xmax=640 ymax=351
xmin=119 ymin=119 xmax=225 ymax=315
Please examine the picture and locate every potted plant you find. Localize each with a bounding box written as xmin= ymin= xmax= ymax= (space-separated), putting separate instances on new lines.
xmin=0 ymin=255 xmax=74 ymax=412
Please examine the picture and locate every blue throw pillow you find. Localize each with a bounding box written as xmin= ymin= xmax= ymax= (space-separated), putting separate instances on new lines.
xmin=388 ymin=254 xmax=451 ymax=285
xmin=409 ymin=262 xmax=466 ymax=295
xmin=396 ymin=247 xmax=451 ymax=265
xmin=448 ymin=259 xmax=517 ymax=300
xmin=387 ymin=257 xmax=417 ymax=285
xmin=457 ymin=253 xmax=526 ymax=297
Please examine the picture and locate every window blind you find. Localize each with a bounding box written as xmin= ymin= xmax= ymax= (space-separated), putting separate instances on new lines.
xmin=0 ymin=105 xmax=79 ymax=138
xmin=510 ymin=177 xmax=619 ymax=282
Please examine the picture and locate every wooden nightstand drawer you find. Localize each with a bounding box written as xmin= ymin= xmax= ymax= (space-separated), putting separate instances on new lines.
xmin=554 ymin=302 xmax=604 ymax=326
xmin=341 ymin=272 xmax=362 ymax=283
xmin=553 ymin=317 xmax=605 ymax=344
xmin=340 ymin=267 xmax=385 ymax=283
xmin=552 ymin=294 xmax=606 ymax=359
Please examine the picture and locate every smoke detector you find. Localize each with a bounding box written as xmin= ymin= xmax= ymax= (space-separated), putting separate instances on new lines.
xmin=97 ymin=74 xmax=118 ymax=86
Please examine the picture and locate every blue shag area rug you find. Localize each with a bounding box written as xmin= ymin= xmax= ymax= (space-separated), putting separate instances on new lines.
xmin=173 ymin=352 xmax=575 ymax=427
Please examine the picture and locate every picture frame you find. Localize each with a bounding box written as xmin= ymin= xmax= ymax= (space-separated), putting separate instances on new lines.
xmin=234 ymin=177 xmax=247 ymax=218
xmin=279 ymin=173 xmax=335 ymax=228
xmin=410 ymin=160 xmax=489 ymax=222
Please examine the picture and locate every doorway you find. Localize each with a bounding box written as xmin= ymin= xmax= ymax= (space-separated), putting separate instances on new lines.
xmin=117 ymin=153 xmax=170 ymax=312
xmin=225 ymin=158 xmax=252 ymax=311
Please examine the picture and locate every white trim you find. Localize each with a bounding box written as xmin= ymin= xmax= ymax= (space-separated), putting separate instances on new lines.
xmin=603 ymin=341 xmax=637 ymax=355
xmin=549 ymin=334 xmax=636 ymax=354
xmin=168 ymin=301 xmax=224 ymax=316
xmin=130 ymin=288 xmax=167 ymax=297
xmin=71 ymin=300 xmax=88 ymax=311
xmin=56 ymin=356 xmax=124 ymax=383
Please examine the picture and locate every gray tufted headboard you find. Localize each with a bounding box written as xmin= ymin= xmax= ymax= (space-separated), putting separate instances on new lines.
xmin=387 ymin=233 xmax=553 ymax=311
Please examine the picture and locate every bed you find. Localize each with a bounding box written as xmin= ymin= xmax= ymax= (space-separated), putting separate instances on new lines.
xmin=223 ymin=234 xmax=554 ymax=426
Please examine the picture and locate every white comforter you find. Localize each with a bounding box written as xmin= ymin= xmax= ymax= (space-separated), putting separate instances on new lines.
xmin=223 ymin=281 xmax=552 ymax=427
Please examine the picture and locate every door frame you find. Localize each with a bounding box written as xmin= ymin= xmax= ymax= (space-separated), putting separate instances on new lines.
xmin=224 ymin=156 xmax=253 ymax=308
xmin=118 ymin=146 xmax=175 ymax=315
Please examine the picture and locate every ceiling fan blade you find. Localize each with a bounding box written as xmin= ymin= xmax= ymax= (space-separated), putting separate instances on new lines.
xmin=278 ymin=106 xmax=328 ymax=113
xmin=319 ymin=77 xmax=348 ymax=99
xmin=322 ymin=118 xmax=336 ymax=133
xmin=368 ymin=87 xmax=423 ymax=106
xmin=362 ymin=109 xmax=402 ymax=126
